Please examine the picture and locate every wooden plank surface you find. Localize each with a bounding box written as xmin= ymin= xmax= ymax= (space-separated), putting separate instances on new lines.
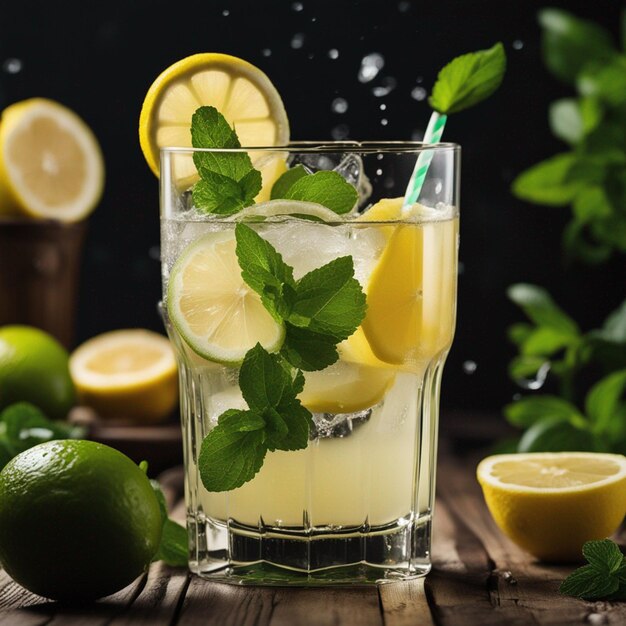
xmin=0 ymin=449 xmax=624 ymax=625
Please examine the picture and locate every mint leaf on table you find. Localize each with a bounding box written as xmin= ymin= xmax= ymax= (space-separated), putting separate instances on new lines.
xmin=149 ymin=479 xmax=188 ymax=567
xmin=271 ymin=169 xmax=358 ymax=214
xmin=190 ymin=106 xmax=262 ymax=215
xmin=560 ymin=539 xmax=626 ymax=600
xmin=429 ymin=42 xmax=506 ymax=115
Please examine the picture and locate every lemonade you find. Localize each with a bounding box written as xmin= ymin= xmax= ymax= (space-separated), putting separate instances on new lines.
xmin=160 ymin=144 xmax=459 ymax=584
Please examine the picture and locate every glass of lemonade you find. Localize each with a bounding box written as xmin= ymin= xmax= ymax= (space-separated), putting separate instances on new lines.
xmin=161 ymin=142 xmax=459 ymax=585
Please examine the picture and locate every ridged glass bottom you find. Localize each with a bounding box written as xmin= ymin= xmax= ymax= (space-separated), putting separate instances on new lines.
xmin=187 ymin=512 xmax=432 ymax=585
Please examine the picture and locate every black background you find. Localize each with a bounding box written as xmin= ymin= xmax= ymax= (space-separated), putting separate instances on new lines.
xmin=0 ymin=0 xmax=623 ymax=414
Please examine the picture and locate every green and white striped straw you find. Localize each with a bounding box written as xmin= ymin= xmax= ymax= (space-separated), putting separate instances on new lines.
xmin=402 ymin=111 xmax=447 ymax=209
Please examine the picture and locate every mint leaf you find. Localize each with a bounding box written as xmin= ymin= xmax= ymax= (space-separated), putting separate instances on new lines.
xmin=507 ymin=284 xmax=580 ymax=336
xmin=235 ymin=223 xmax=296 ymax=320
xmin=269 ymin=399 xmax=311 ymax=451
xmin=504 ymin=395 xmax=583 ymax=428
xmin=538 ymin=8 xmax=616 ymax=85
xmin=429 ymin=42 xmax=506 ymax=115
xmin=199 ymin=409 xmax=267 ymax=492
xmin=281 ymin=324 xmax=339 ymax=371
xmin=289 ymin=256 xmax=367 ymax=341
xmin=271 ymin=165 xmax=309 ymax=200
xmin=583 ymin=539 xmax=624 ymax=574
xmin=585 ymin=370 xmax=626 ymax=434
xmin=517 ymin=416 xmax=594 ymax=453
xmin=511 ymin=153 xmax=581 ymax=206
xmin=560 ymin=564 xmax=620 ymax=599
xmin=190 ymin=106 xmax=261 ymax=215
xmin=281 ymin=171 xmax=358 ymax=214
xmin=239 ymin=343 xmax=294 ymax=412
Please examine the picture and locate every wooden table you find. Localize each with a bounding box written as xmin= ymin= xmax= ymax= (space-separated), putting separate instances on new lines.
xmin=1 ymin=435 xmax=625 ymax=625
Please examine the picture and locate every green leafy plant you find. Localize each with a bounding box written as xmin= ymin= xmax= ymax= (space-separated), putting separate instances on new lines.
xmin=560 ymin=539 xmax=626 ymax=600
xmin=512 ymin=8 xmax=626 ymax=264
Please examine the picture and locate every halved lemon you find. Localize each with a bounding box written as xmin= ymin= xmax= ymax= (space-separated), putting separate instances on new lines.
xmin=69 ymin=329 xmax=178 ymax=423
xmin=139 ymin=52 xmax=290 ymax=182
xmin=0 ymin=98 xmax=104 ymax=222
xmin=167 ymin=230 xmax=284 ymax=364
xmin=477 ymin=452 xmax=626 ymax=562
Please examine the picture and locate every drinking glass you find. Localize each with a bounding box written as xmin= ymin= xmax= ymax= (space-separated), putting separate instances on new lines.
xmin=160 ymin=142 xmax=459 ymax=585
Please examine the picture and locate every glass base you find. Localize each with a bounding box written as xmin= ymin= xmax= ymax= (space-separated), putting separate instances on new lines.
xmin=188 ymin=512 xmax=432 ymax=586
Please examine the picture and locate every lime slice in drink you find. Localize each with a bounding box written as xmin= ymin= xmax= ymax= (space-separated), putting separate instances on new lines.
xmin=167 ymin=230 xmax=285 ymax=364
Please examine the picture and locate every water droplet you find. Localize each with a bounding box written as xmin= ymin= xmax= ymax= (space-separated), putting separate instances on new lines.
xmin=262 ymin=48 xmax=272 ymax=57
xmin=331 ymin=124 xmax=350 ymax=140
xmin=292 ymin=1 xmax=304 ymax=11
xmin=328 ymin=48 xmax=339 ymax=60
xmin=307 ymin=53 xmax=315 ymax=60
xmin=376 ymin=168 xmax=383 ymax=176
xmin=358 ymin=53 xmax=384 ymax=83
xmin=515 ymin=362 xmax=551 ymax=391
xmin=411 ymin=86 xmax=427 ymax=101
xmin=379 ymin=103 xmax=387 ymax=111
xmin=415 ymin=76 xmax=423 ymax=84
xmin=311 ymin=16 xmax=317 ymax=22
xmin=376 ymin=154 xmax=384 ymax=161
xmin=384 ymin=177 xmax=395 ymax=189
xmin=222 ymin=9 xmax=230 ymax=16
xmin=512 ymin=39 xmax=524 ymax=50
xmin=148 ymin=245 xmax=160 ymax=261
xmin=331 ymin=97 xmax=348 ymax=114
xmin=398 ymin=1 xmax=411 ymax=12
xmin=435 ymin=180 xmax=443 ymax=194
xmin=291 ymin=33 xmax=305 ymax=49
xmin=411 ymin=129 xmax=424 ymax=141
xmin=462 ymin=360 xmax=477 ymax=375
xmin=372 ymin=76 xmax=396 ymax=97
xmin=3 ymin=58 xmax=23 ymax=74
xmin=502 ymin=571 xmax=517 ymax=585
xmin=380 ymin=118 xmax=389 ymax=126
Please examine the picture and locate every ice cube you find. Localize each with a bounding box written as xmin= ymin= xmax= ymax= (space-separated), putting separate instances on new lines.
xmin=333 ymin=154 xmax=372 ymax=208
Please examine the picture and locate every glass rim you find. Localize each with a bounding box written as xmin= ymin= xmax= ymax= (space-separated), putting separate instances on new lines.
xmin=160 ymin=140 xmax=460 ymax=155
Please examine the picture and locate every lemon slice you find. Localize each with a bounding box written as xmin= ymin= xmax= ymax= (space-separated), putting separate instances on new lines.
xmin=233 ymin=199 xmax=342 ymax=222
xmin=139 ymin=52 xmax=290 ymax=181
xmin=477 ymin=452 xmax=626 ymax=561
xmin=298 ymin=360 xmax=396 ymax=414
xmin=0 ymin=98 xmax=104 ymax=222
xmin=358 ymin=197 xmax=404 ymax=222
xmin=69 ymin=329 xmax=178 ymax=423
xmin=167 ymin=230 xmax=284 ymax=364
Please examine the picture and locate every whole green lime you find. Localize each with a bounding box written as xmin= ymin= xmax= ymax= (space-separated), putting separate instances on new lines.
xmin=0 ymin=325 xmax=75 ymax=419
xmin=0 ymin=440 xmax=162 ymax=602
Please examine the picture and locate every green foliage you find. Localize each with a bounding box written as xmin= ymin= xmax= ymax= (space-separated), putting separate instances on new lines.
xmin=560 ymin=539 xmax=626 ymax=600
xmin=504 ymin=286 xmax=626 ymax=453
xmin=512 ymin=9 xmax=626 ymax=264
xmin=0 ymin=403 xmax=84 ymax=470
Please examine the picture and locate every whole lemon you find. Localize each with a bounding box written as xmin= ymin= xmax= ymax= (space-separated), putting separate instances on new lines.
xmin=0 ymin=325 xmax=75 ymax=419
xmin=0 ymin=440 xmax=162 ymax=601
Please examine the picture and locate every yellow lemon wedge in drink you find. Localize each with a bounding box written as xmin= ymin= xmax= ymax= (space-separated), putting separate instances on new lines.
xmin=139 ymin=52 xmax=290 ymax=190
xmin=477 ymin=452 xmax=626 ymax=562
xmin=166 ymin=230 xmax=285 ymax=364
xmin=69 ymin=329 xmax=178 ymax=423
xmin=0 ymin=98 xmax=104 ymax=221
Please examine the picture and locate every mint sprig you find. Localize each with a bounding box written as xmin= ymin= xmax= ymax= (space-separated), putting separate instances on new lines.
xmin=198 ymin=345 xmax=312 ymax=492
xmin=235 ymin=223 xmax=366 ymax=371
xmin=198 ymin=225 xmax=366 ymax=492
xmin=429 ymin=42 xmax=506 ymax=115
xmin=560 ymin=539 xmax=626 ymax=600
xmin=190 ymin=108 xmax=358 ymax=216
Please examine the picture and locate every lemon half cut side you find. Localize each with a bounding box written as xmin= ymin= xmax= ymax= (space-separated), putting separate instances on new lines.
xmin=477 ymin=452 xmax=626 ymax=562
xmin=0 ymin=98 xmax=104 ymax=221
